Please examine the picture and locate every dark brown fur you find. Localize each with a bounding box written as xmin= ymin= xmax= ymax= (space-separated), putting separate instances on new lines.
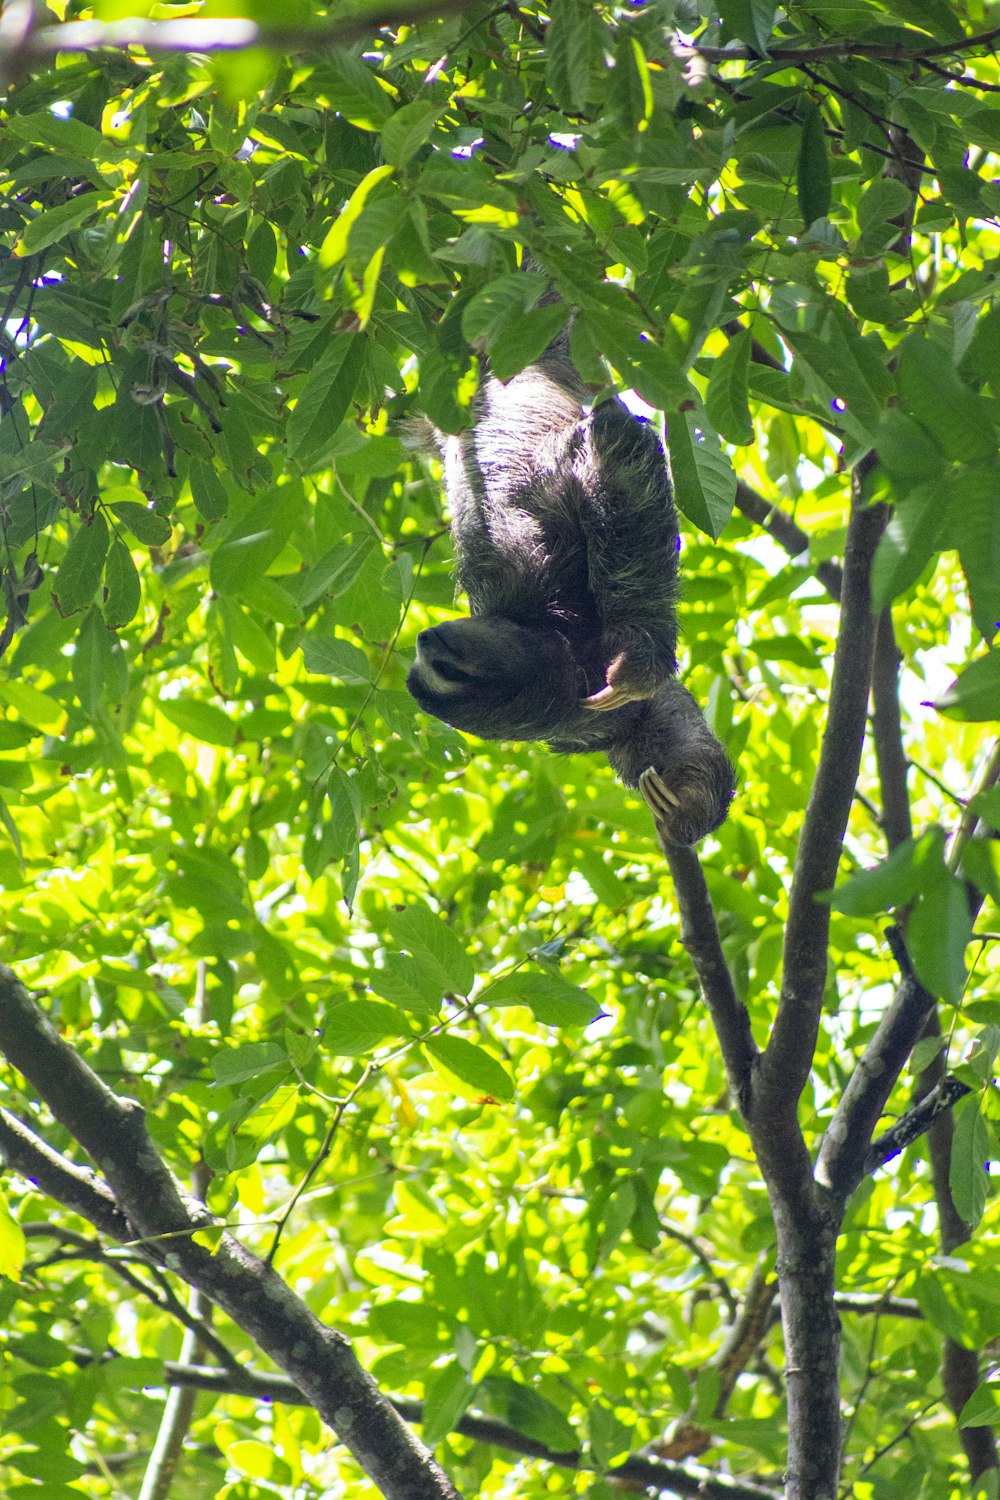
xmin=407 ymin=340 xmax=734 ymax=845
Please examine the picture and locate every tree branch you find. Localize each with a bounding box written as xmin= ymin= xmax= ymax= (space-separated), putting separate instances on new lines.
xmin=860 ymin=1076 xmax=972 ymax=1181
xmin=870 ymin=610 xmax=912 ymax=852
xmin=662 ymin=844 xmax=758 ymax=1112
xmin=734 ymin=483 xmax=843 ymax=601
xmin=673 ymin=25 xmax=1000 ymax=65
xmin=758 ymin=471 xmax=886 ymax=1118
xmin=0 ymin=966 xmax=461 ymax=1500
xmin=0 ymin=1107 xmax=131 ymax=1242
xmin=111 ymin=1359 xmax=782 ymax=1500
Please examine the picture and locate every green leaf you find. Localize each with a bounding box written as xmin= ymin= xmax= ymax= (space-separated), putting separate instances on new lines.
xmin=488 ymin=307 xmax=570 ymax=385
xmin=302 ymin=636 xmax=372 ymax=685
xmin=103 ymin=539 xmax=141 ymax=629
xmin=109 ymin=501 xmax=172 ymax=546
xmin=421 ymin=1360 xmax=473 ymax=1445
xmin=72 ymin=608 xmax=122 ymax=714
xmin=424 ymin=1035 xmax=514 ymax=1101
xmin=0 ymin=1188 xmax=26 ymax=1281
xmin=667 ymin=405 xmax=737 ymax=539
xmin=950 ymin=1097 xmax=990 ymax=1229
xmin=287 ymin=336 xmax=366 ymax=467
xmin=874 ymin=409 xmax=946 ymax=484
xmin=796 ymin=100 xmax=832 ymax=227
xmin=908 ymin=873 xmax=971 ymax=1003
xmin=190 ymin=462 xmax=229 ymax=522
xmin=53 ymin=512 xmax=109 ymax=616
xmin=210 ymin=531 xmax=283 ymax=595
xmin=317 ymin=50 xmax=394 ymax=129
xmin=388 ymin=901 xmax=475 ymax=996
xmin=870 ymin=482 xmax=947 ymax=610
xmin=318 ymin=166 xmax=393 ymax=268
xmin=7 ymin=112 xmax=108 ymax=158
xmin=935 ymin=653 xmax=1000 ymax=723
xmin=856 ymin=177 xmax=916 ymax=233
xmin=962 ymin=838 xmax=1000 ymax=904
xmin=826 ymin=829 xmax=945 ymax=916
xmin=486 ymin=970 xmax=602 ymax=1026
xmin=323 ymin=999 xmax=411 ymax=1055
xmin=719 ymin=0 xmax=775 ymax=52
xmin=371 ymin=953 xmax=443 ymax=1016
xmin=953 ymin=468 xmax=1000 ymax=640
xmin=705 ymin=329 xmax=754 ymax=446
xmin=0 ymin=679 xmax=65 ymax=731
xmin=959 ymin=1381 xmax=1000 ymax=1430
xmin=16 ymin=192 xmax=105 ymax=255
xmin=898 ymin=336 xmax=997 ymax=463
xmin=546 ymin=0 xmax=606 ymax=112
xmin=0 ymin=793 xmax=24 ymax=870
xmin=478 ymin=1375 xmax=577 ymax=1452
xmin=158 ymin=697 xmax=237 ymax=747
xmin=212 ymin=1042 xmax=289 ymax=1086
xmin=380 ymin=102 xmax=442 ymax=169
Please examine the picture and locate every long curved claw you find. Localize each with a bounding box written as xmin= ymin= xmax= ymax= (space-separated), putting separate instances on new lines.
xmin=581 ymin=653 xmax=652 ymax=711
xmin=639 ymin=766 xmax=681 ymax=816
xmin=582 ymin=682 xmax=639 ymax=711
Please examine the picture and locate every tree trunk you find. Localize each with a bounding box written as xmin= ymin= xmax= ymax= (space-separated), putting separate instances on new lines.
xmin=772 ymin=1198 xmax=841 ymax=1500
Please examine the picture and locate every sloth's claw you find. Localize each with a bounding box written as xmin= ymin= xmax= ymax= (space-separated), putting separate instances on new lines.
xmin=582 ymin=653 xmax=649 ymax=711
xmin=639 ymin=767 xmax=681 ymax=815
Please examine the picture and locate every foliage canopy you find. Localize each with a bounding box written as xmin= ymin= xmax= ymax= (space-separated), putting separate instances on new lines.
xmin=0 ymin=2 xmax=999 ymax=1498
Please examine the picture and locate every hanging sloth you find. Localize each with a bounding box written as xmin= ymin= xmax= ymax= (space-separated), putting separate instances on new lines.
xmin=406 ymin=308 xmax=734 ymax=847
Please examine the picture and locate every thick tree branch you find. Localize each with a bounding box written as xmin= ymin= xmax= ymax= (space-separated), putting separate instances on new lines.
xmin=758 ymin=474 xmax=886 ymax=1116
xmin=0 ymin=1106 xmax=131 ymax=1242
xmin=112 ymin=1360 xmax=782 ymax=1500
xmin=0 ymin=966 xmax=461 ymax=1500
xmin=662 ymin=843 xmax=758 ymax=1111
xmin=870 ymin=610 xmax=912 ymax=852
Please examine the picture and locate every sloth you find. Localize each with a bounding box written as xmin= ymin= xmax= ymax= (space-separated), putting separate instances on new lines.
xmin=406 ymin=334 xmax=735 ymax=846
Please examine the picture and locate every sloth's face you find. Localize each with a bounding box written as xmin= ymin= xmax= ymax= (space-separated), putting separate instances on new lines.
xmin=407 ymin=616 xmax=583 ymax=741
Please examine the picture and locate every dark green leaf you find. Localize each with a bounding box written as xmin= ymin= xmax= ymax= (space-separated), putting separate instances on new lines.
xmin=478 ymin=1375 xmax=577 ymax=1452
xmin=705 ymin=329 xmax=754 ymax=446
xmin=667 ymin=406 xmax=736 ymax=539
xmin=796 ymin=101 xmax=831 ymax=227
xmin=870 ymin=482 xmax=948 ymax=610
xmin=719 ymin=0 xmax=776 ymax=52
xmin=103 ymin=539 xmax=141 ymax=629
xmin=950 ymin=1098 xmax=990 ymax=1229
xmin=16 ymin=192 xmax=105 ymax=255
xmin=109 ymin=502 xmax=172 ymax=546
xmin=826 ymin=830 xmax=945 ymax=916
xmin=421 ymin=1360 xmax=473 ymax=1445
xmin=546 ymin=0 xmax=606 ymax=112
xmin=898 ymin=336 xmax=997 ymax=463
xmin=158 ymin=697 xmax=237 ymax=747
xmin=288 ymin=336 xmax=366 ymax=467
xmin=53 ymin=513 xmax=109 ymax=616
